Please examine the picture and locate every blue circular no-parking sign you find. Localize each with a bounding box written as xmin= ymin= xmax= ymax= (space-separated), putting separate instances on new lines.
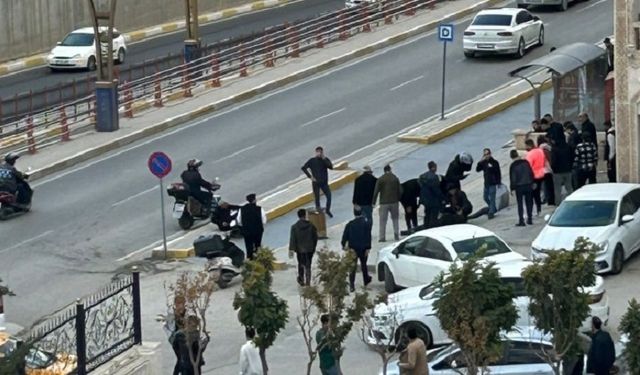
xmin=148 ymin=152 xmax=172 ymax=179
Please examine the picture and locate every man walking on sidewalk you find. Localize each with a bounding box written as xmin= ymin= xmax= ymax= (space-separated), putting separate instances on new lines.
xmin=475 ymin=148 xmax=501 ymax=219
xmin=587 ymin=317 xmax=615 ymax=375
xmin=238 ymin=193 xmax=267 ymax=260
xmin=341 ymin=208 xmax=372 ymax=292
xmin=551 ymin=138 xmax=574 ymax=204
xmin=604 ymin=121 xmax=616 ymax=182
xmin=302 ymin=146 xmax=334 ymax=218
xmin=525 ymin=139 xmax=545 ymax=215
xmin=419 ymin=161 xmax=444 ymax=229
xmin=239 ymin=327 xmax=263 ymax=375
xmin=373 ymin=164 xmax=402 ymax=242
xmin=509 ymin=150 xmax=535 ymax=227
xmin=352 ymin=165 xmax=377 ymax=224
xmin=289 ymin=209 xmax=318 ymax=286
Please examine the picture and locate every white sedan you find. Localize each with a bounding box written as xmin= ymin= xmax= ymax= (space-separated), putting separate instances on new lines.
xmin=376 ymin=224 xmax=525 ymax=293
xmin=463 ymin=8 xmax=544 ymax=58
xmin=366 ymin=259 xmax=609 ymax=348
xmin=532 ymin=183 xmax=640 ymax=274
xmin=47 ymin=27 xmax=127 ymax=71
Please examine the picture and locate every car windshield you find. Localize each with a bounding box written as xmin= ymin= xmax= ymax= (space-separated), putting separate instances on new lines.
xmin=451 ymin=236 xmax=511 ymax=260
xmin=549 ymin=200 xmax=617 ymax=227
xmin=61 ymin=33 xmax=94 ymax=46
xmin=471 ymin=14 xmax=512 ymax=26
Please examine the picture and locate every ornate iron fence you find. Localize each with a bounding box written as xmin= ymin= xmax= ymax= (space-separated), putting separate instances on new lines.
xmin=27 ymin=269 xmax=142 ymax=374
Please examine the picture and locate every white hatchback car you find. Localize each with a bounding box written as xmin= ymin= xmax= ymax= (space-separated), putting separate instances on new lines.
xmin=366 ymin=259 xmax=609 ymax=348
xmin=532 ymin=183 xmax=640 ymax=274
xmin=463 ymin=8 xmax=544 ymax=58
xmin=47 ymin=27 xmax=127 ymax=71
xmin=376 ymin=224 xmax=525 ymax=293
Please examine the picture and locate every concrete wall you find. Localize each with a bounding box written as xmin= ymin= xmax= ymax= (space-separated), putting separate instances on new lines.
xmin=0 ymin=0 xmax=252 ymax=62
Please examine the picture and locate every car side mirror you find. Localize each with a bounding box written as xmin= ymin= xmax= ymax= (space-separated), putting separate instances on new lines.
xmin=621 ymin=214 xmax=634 ymax=224
xmin=544 ymin=214 xmax=551 ymax=222
xmin=392 ymin=247 xmax=400 ymax=258
xmin=533 ymin=15 xmax=540 ymax=21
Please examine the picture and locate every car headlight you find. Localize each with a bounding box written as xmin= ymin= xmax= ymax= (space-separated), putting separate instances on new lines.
xmin=71 ymin=54 xmax=81 ymax=59
xmin=597 ymin=242 xmax=608 ymax=254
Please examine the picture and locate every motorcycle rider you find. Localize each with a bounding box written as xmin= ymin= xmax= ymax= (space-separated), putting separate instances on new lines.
xmin=180 ymin=159 xmax=218 ymax=213
xmin=0 ymin=152 xmax=32 ymax=207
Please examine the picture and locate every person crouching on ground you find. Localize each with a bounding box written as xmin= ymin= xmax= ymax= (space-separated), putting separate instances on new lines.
xmin=440 ymin=184 xmax=472 ymax=226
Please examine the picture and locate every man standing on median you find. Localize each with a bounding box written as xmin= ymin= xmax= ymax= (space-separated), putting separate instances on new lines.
xmin=372 ymin=164 xmax=402 ymax=242
xmin=341 ymin=207 xmax=372 ymax=292
xmin=289 ymin=209 xmax=318 ymax=286
xmin=352 ymin=165 xmax=377 ymax=224
xmin=475 ymin=148 xmax=501 ymax=219
xmin=302 ymin=146 xmax=334 ymax=218
xmin=509 ymin=150 xmax=535 ymax=227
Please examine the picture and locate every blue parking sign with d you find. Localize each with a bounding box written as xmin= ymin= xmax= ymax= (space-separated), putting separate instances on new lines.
xmin=438 ymin=24 xmax=454 ymax=42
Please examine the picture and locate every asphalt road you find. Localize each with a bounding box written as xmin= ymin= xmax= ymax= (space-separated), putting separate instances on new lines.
xmin=0 ymin=0 xmax=344 ymax=100
xmin=0 ymin=0 xmax=612 ymax=327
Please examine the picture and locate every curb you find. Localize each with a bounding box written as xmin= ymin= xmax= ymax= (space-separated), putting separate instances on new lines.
xmin=0 ymin=0 xmax=291 ymax=77
xmin=151 ymin=248 xmax=195 ymax=259
xmin=397 ymin=80 xmax=554 ymax=144
xmin=28 ymin=0 xmax=503 ymax=182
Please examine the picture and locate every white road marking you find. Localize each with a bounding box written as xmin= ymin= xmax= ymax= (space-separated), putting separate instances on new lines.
xmin=112 ymin=185 xmax=159 ymax=207
xmin=300 ymin=108 xmax=347 ymax=128
xmin=0 ymin=230 xmax=53 ymax=254
xmin=116 ymin=234 xmax=186 ymax=261
xmin=577 ymin=0 xmax=607 ymax=12
xmin=214 ymin=144 xmax=257 ymax=163
xmin=390 ymin=75 xmax=424 ymax=91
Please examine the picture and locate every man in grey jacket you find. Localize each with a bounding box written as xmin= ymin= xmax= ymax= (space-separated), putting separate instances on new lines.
xmin=289 ymin=209 xmax=319 ymax=286
xmin=372 ymin=164 xmax=402 ymax=242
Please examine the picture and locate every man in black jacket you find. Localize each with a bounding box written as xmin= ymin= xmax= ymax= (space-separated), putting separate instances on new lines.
xmin=475 ymin=148 xmax=501 ymax=219
xmin=587 ymin=316 xmax=615 ymax=375
xmin=551 ymin=139 xmax=574 ymax=204
xmin=578 ymin=113 xmax=597 ymax=142
xmin=181 ymin=159 xmax=218 ymax=212
xmin=509 ymin=150 xmax=534 ymax=227
xmin=341 ymin=208 xmax=372 ymax=292
xmin=302 ymin=146 xmax=334 ymax=217
xmin=237 ymin=193 xmax=267 ymax=260
xmin=352 ymin=165 xmax=377 ymax=224
xmin=419 ymin=161 xmax=444 ymax=229
xmin=289 ymin=209 xmax=318 ymax=286
xmin=400 ymin=178 xmax=420 ymax=231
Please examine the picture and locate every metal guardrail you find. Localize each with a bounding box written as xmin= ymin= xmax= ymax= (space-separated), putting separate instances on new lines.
xmin=0 ymin=0 xmax=440 ymax=154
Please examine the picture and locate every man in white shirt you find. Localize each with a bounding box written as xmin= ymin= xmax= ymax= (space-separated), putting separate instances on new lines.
xmin=239 ymin=327 xmax=263 ymax=375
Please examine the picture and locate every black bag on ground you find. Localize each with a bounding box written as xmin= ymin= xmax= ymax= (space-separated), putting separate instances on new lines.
xmin=193 ymin=233 xmax=245 ymax=267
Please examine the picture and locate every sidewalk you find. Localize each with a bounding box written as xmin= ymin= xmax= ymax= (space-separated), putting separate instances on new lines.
xmin=14 ymin=0 xmax=507 ymax=183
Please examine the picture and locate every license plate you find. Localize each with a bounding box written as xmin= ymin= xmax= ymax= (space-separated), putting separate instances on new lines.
xmin=55 ymin=59 xmax=68 ymax=65
xmin=477 ymin=44 xmax=495 ymax=49
xmin=173 ymin=203 xmax=185 ymax=218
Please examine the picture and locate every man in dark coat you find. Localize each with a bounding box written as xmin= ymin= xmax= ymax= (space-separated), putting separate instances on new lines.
xmin=440 ymin=184 xmax=472 ymax=226
xmin=604 ymin=37 xmax=614 ymax=72
xmin=400 ymin=178 xmax=420 ymax=232
xmin=509 ymin=149 xmax=535 ymax=227
xmin=443 ymin=152 xmax=473 ymax=190
xmin=587 ymin=316 xmax=615 ymax=375
xmin=578 ymin=113 xmax=597 ymax=142
xmin=181 ymin=159 xmax=218 ymax=212
xmin=341 ymin=208 xmax=372 ymax=292
xmin=604 ymin=121 xmax=616 ymax=182
xmin=237 ymin=193 xmax=267 ymax=260
xmin=551 ymin=139 xmax=574 ymax=204
xmin=289 ymin=209 xmax=318 ymax=286
xmin=475 ymin=148 xmax=501 ymax=219
xmin=352 ymin=165 xmax=377 ymax=224
xmin=418 ymin=161 xmax=444 ymax=229
xmin=302 ymin=146 xmax=334 ymax=217
xmin=172 ymin=315 xmax=207 ymax=375
xmin=543 ymin=113 xmax=566 ymax=147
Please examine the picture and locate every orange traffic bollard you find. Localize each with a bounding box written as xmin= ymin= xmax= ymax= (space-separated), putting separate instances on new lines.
xmin=123 ymin=82 xmax=134 ymax=118
xmin=239 ymin=44 xmax=248 ymax=77
xmin=182 ymin=66 xmax=193 ymax=97
xmin=26 ymin=116 xmax=36 ymax=154
xmin=154 ymin=79 xmax=164 ymax=107
xmin=60 ymin=107 xmax=70 ymax=142
xmin=211 ymin=55 xmax=222 ymax=86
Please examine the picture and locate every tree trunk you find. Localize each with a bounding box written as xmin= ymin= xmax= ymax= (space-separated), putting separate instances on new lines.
xmin=259 ymin=347 xmax=269 ymax=375
xmin=306 ymin=361 xmax=313 ymax=375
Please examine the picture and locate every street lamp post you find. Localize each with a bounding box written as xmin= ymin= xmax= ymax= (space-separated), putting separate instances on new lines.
xmin=87 ymin=0 xmax=120 ymax=132
xmin=184 ymin=0 xmax=201 ymax=63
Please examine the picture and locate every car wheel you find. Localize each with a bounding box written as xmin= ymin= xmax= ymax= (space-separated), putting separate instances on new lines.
xmin=557 ymin=0 xmax=568 ymax=11
xmin=463 ymin=51 xmax=475 ymax=58
xmin=395 ymin=322 xmax=432 ymax=350
xmin=384 ymin=265 xmax=398 ymax=293
xmin=116 ymin=48 xmax=126 ymax=65
xmin=87 ymin=56 xmax=97 ymax=71
xmin=515 ymin=38 xmax=526 ymax=59
xmin=611 ymin=245 xmax=624 ymax=275
xmin=537 ymin=26 xmax=544 ymax=47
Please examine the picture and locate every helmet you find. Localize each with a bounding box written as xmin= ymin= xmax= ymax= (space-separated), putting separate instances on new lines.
xmin=4 ymin=152 xmax=20 ymax=165
xmin=458 ymin=152 xmax=473 ymax=166
xmin=187 ymin=159 xmax=203 ymax=169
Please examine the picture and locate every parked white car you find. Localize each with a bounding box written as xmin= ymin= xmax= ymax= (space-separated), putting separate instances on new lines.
xmin=531 ymin=183 xmax=640 ymax=274
xmin=366 ymin=259 xmax=609 ymax=348
xmin=463 ymin=8 xmax=544 ymax=58
xmin=380 ymin=329 xmax=557 ymax=375
xmin=47 ymin=27 xmax=127 ymax=71
xmin=345 ymin=0 xmax=381 ymax=10
xmin=376 ymin=224 xmax=525 ymax=293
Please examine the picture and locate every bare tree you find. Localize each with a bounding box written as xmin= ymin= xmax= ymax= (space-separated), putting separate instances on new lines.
xmin=359 ymin=293 xmax=402 ymax=375
xmin=297 ymin=294 xmax=321 ymax=375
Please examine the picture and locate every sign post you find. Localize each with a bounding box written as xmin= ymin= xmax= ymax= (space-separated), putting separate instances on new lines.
xmin=438 ymin=24 xmax=454 ymax=120
xmin=148 ymin=152 xmax=173 ymax=259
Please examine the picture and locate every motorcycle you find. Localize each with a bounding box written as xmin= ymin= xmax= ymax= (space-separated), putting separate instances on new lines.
xmin=0 ymin=180 xmax=32 ymax=221
xmin=195 ymin=233 xmax=245 ymax=288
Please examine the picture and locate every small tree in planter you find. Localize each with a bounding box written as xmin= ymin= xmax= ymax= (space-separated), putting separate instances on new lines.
xmin=619 ymin=298 xmax=640 ymax=375
xmin=359 ymin=293 xmax=402 ymax=375
xmin=165 ymin=268 xmax=217 ymax=375
xmin=522 ymin=237 xmax=597 ymax=375
xmin=234 ymin=248 xmax=289 ymax=375
xmin=433 ymin=254 xmax=518 ymax=375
